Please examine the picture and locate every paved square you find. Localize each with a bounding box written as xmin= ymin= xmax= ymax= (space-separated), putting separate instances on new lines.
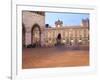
xmin=22 ymin=46 xmax=89 ymax=69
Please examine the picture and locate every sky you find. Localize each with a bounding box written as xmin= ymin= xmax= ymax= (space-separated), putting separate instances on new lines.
xmin=45 ymin=12 xmax=89 ymax=27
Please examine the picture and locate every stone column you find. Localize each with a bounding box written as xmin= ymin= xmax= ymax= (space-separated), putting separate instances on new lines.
xmin=25 ymin=27 xmax=31 ymax=46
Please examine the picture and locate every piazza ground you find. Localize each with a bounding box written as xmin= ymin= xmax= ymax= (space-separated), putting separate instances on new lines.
xmin=22 ymin=46 xmax=89 ymax=69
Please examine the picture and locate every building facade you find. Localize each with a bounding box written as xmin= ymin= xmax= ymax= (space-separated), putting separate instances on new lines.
xmin=22 ymin=11 xmax=89 ymax=47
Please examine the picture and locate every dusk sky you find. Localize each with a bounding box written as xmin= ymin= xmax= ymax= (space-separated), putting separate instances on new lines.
xmin=45 ymin=12 xmax=89 ymax=27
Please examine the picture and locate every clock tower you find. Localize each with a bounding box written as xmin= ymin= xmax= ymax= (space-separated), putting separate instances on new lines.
xmin=55 ymin=19 xmax=63 ymax=28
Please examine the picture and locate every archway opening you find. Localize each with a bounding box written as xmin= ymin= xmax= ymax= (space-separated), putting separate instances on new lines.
xmin=31 ymin=24 xmax=41 ymax=47
xmin=22 ymin=23 xmax=26 ymax=48
xmin=56 ymin=33 xmax=62 ymax=45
